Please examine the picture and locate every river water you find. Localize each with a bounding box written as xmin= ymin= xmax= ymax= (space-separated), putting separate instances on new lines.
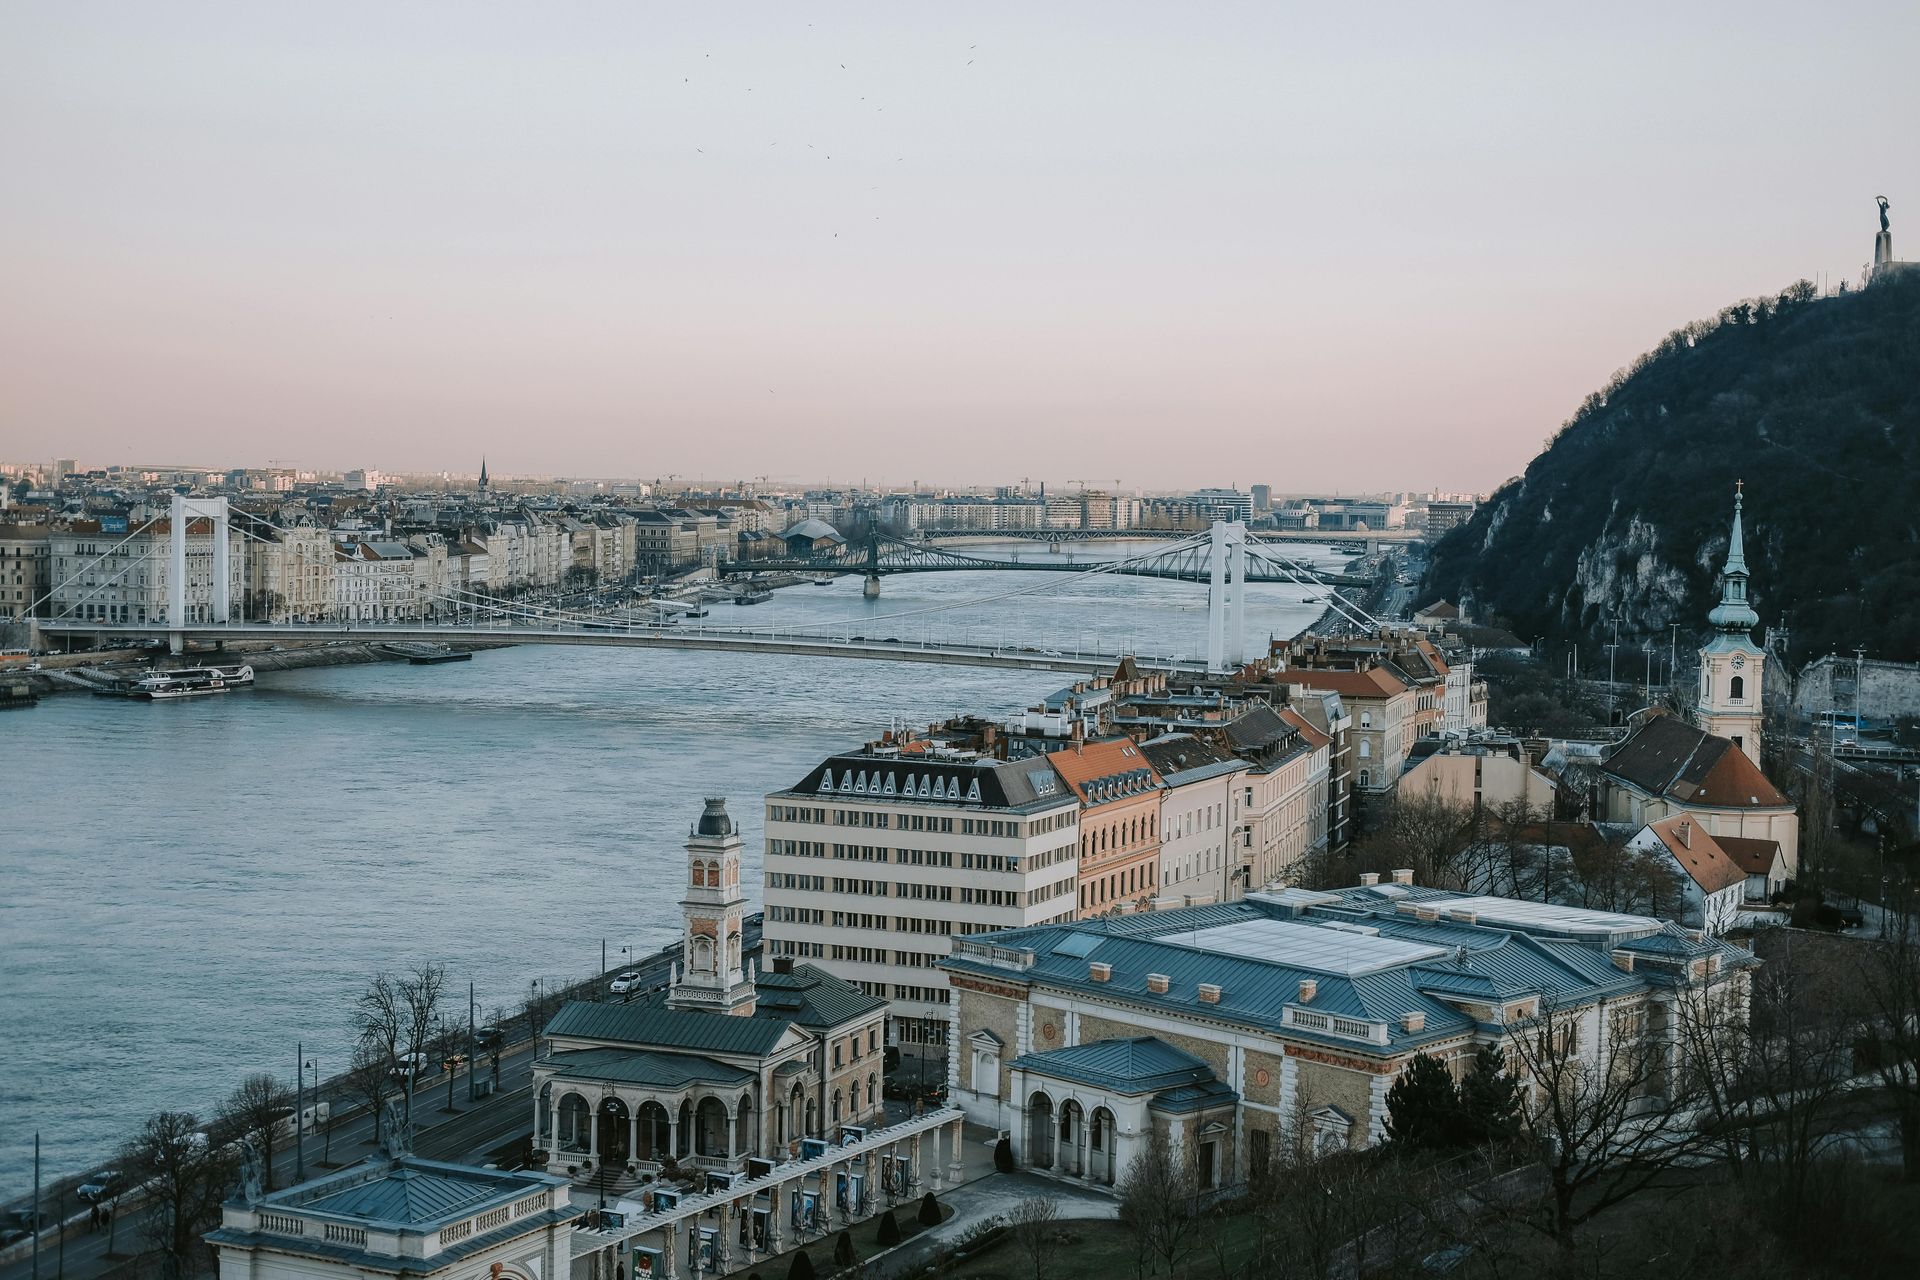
xmin=0 ymin=540 xmax=1348 ymax=1195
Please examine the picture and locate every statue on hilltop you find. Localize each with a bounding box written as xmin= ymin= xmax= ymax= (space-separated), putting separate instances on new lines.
xmin=1879 ymin=196 xmax=1891 ymax=234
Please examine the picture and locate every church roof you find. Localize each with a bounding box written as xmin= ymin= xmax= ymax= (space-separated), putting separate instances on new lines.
xmin=1601 ymin=714 xmax=1789 ymax=809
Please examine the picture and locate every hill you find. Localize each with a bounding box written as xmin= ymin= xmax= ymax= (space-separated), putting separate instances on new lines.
xmin=1424 ymin=272 xmax=1920 ymax=665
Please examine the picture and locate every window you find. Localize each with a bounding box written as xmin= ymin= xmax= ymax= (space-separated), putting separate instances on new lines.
xmin=1730 ymin=675 xmax=1745 ymax=701
xmin=1360 ymin=712 xmax=1372 ymax=728
xmin=1358 ymin=769 xmax=1372 ymax=788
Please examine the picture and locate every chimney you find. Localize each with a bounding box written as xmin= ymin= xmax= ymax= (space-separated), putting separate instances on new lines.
xmin=1390 ymin=868 xmax=1414 ymax=886
xmin=773 ymin=957 xmax=794 ymax=975
xmin=1088 ymin=962 xmax=1111 ymax=983
xmin=1298 ymin=979 xmax=1317 ymax=1003
xmin=1400 ymin=1012 xmax=1426 ymax=1032
xmin=1197 ymin=983 xmax=1222 ymax=1004
xmin=1611 ymin=951 xmax=1635 ymax=972
xmin=1147 ymin=973 xmax=1170 ymax=994
xmin=1359 ymin=872 xmax=1380 ymax=887
xmin=1449 ymin=909 xmax=1478 ymax=926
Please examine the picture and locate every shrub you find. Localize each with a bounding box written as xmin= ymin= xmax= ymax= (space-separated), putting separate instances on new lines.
xmin=833 ymin=1229 xmax=856 ymax=1267
xmin=876 ymin=1210 xmax=901 ymax=1247
xmin=786 ymin=1250 xmax=815 ymax=1280
xmin=917 ymin=1192 xmax=941 ymax=1227
xmin=993 ymin=1136 xmax=1015 ymax=1173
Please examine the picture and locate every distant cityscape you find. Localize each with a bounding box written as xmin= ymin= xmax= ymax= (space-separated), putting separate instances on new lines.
xmin=0 ymin=457 xmax=1478 ymax=628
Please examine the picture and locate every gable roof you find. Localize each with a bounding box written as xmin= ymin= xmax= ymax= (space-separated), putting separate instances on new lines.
xmin=544 ymin=999 xmax=792 ymax=1056
xmin=1046 ymin=739 xmax=1163 ymax=806
xmin=1642 ymin=816 xmax=1747 ymax=894
xmin=1715 ymin=835 xmax=1785 ymax=876
xmin=1275 ymin=665 xmax=1410 ymax=699
xmin=1602 ymin=714 xmax=1790 ymax=809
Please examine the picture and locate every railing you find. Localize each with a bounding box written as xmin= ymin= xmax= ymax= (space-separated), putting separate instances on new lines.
xmin=323 ymin=1224 xmax=367 ymax=1246
xmin=1283 ymin=1006 xmax=1389 ymax=1044
xmin=437 ymin=1219 xmax=474 ymax=1247
xmin=476 ymin=1207 xmax=512 ymax=1232
xmin=259 ymin=1213 xmax=305 ymax=1237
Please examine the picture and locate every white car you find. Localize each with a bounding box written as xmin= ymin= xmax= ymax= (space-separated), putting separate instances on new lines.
xmin=609 ymin=971 xmax=643 ymax=994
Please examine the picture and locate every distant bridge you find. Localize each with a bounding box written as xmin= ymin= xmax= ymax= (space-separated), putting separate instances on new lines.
xmin=728 ymin=532 xmax=1375 ymax=588
xmin=911 ymin=527 xmax=1421 ymax=553
xmin=36 ymin=620 xmax=1205 ymax=676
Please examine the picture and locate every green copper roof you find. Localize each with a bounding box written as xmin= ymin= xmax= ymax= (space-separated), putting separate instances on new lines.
xmin=1709 ymin=485 xmax=1759 ymax=633
xmin=1010 ymin=1036 xmax=1216 ymax=1094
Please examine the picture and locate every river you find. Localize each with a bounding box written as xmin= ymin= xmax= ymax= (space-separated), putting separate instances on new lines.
xmin=0 ymin=539 xmax=1350 ymax=1195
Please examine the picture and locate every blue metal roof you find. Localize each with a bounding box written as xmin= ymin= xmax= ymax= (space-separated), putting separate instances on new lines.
xmin=1010 ymin=1036 xmax=1215 ymax=1094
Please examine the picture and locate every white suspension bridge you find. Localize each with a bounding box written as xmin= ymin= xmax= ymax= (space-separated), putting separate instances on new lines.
xmin=27 ymin=497 xmax=1384 ymax=677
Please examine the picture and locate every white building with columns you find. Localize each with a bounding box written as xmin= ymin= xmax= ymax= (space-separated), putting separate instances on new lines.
xmin=208 ymin=1155 xmax=576 ymax=1280
xmin=531 ymin=800 xmax=888 ymax=1198
xmin=942 ymin=875 xmax=1755 ymax=1192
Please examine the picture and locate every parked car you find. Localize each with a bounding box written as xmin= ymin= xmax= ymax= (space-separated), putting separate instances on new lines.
xmin=474 ymin=1025 xmax=504 ymax=1052
xmin=0 ymin=1228 xmax=31 ymax=1247
xmin=389 ymin=1051 xmax=430 ymax=1083
xmin=77 ymin=1171 xmax=122 ymax=1202
xmin=609 ymin=971 xmax=643 ymax=994
xmin=1837 ymin=905 xmax=1866 ymax=929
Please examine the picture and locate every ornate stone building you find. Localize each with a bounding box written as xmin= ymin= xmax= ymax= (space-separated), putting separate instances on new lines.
xmin=532 ymin=800 xmax=887 ymax=1192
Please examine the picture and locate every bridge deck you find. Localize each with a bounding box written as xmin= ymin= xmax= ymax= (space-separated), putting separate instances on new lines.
xmin=38 ymin=622 xmax=1206 ymax=675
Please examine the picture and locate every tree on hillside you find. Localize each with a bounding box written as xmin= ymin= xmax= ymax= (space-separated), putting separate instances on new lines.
xmin=120 ymin=1111 xmax=236 ymax=1280
xmin=221 ymin=1073 xmax=293 ymax=1192
xmin=1851 ymin=894 xmax=1920 ymax=1179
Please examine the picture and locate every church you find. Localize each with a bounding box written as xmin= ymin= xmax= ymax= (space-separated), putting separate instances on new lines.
xmin=1598 ymin=486 xmax=1799 ymax=877
xmin=530 ymin=799 xmax=889 ymax=1192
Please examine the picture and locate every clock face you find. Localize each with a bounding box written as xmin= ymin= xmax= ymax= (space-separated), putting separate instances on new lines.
xmin=1732 ymin=656 xmax=1746 ymax=669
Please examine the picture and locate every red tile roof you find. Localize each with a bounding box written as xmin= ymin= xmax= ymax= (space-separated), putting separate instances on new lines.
xmin=1645 ymin=816 xmax=1747 ymax=894
xmin=1714 ymin=835 xmax=1784 ymax=877
xmin=1602 ymin=713 xmax=1790 ymax=809
xmin=1275 ymin=665 xmax=1409 ymax=698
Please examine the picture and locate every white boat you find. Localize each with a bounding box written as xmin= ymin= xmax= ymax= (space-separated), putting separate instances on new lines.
xmin=132 ymin=664 xmax=255 ymax=700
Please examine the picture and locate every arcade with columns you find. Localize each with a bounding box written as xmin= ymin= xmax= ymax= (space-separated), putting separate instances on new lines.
xmin=532 ymin=799 xmax=889 ymax=1189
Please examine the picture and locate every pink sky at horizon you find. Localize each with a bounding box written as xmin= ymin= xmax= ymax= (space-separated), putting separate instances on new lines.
xmin=2 ymin=2 xmax=1914 ymax=493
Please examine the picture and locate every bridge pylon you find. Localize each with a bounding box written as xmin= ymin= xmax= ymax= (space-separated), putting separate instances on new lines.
xmin=1205 ymin=520 xmax=1248 ymax=674
xmin=863 ymin=572 xmax=881 ymax=599
xmin=169 ymin=493 xmax=232 ymax=653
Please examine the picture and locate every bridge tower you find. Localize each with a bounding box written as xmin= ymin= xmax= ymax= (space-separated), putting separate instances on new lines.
xmin=169 ymin=493 xmax=232 ymax=653
xmin=1205 ymin=520 xmax=1248 ymax=674
xmin=862 ymin=527 xmax=882 ymax=598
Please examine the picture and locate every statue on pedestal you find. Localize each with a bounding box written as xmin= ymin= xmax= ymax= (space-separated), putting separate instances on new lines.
xmin=1880 ymin=196 xmax=1892 ymax=234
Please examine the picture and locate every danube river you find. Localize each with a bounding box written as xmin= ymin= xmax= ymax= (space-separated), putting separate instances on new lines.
xmin=0 ymin=541 xmax=1349 ymax=1194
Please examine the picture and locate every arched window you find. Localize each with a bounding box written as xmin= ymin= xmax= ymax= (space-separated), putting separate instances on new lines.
xmin=1730 ymin=675 xmax=1745 ymax=701
xmin=1358 ymin=740 xmax=1372 ymax=759
xmin=1358 ymin=769 xmax=1372 ymax=788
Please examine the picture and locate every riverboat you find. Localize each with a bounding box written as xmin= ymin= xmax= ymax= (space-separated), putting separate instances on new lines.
xmin=734 ymin=585 xmax=773 ymax=605
xmin=130 ymin=664 xmax=255 ymax=699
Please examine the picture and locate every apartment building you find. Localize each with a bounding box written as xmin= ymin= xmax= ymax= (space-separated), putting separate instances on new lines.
xmin=49 ymin=518 xmax=246 ymax=625
xmin=1048 ymin=738 xmax=1165 ymax=917
xmin=1224 ymin=705 xmax=1332 ymax=889
xmin=1276 ymin=665 xmax=1417 ymax=800
xmin=0 ymin=525 xmax=51 ymax=619
xmin=761 ymin=743 xmax=1080 ymax=1068
xmin=246 ymin=525 xmax=333 ymax=622
xmin=1137 ymin=734 xmax=1248 ymax=907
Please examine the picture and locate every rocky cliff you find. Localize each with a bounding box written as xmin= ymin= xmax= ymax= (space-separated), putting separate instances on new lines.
xmin=1424 ymin=273 xmax=1920 ymax=663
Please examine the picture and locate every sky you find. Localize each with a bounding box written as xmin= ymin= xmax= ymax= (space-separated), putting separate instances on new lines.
xmin=2 ymin=2 xmax=1915 ymax=493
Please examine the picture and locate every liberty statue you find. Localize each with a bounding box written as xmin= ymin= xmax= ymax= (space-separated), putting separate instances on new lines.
xmin=1879 ymin=196 xmax=1891 ymax=234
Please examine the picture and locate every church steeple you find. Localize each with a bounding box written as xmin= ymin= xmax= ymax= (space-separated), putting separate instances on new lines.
xmin=477 ymin=457 xmax=489 ymax=493
xmin=666 ymin=797 xmax=756 ymax=1015
xmin=1696 ymin=482 xmax=1766 ymax=766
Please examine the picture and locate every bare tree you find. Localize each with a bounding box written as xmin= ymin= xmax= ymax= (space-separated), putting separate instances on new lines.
xmin=1505 ymin=993 xmax=1716 ymax=1252
xmin=355 ymin=973 xmax=404 ymax=1080
xmin=1851 ymin=893 xmax=1920 ymax=1178
xmin=1354 ymin=785 xmax=1482 ymax=889
xmin=119 ymin=1111 xmax=235 ymax=1280
xmin=1006 ymin=1195 xmax=1062 ymax=1280
xmin=346 ymin=1035 xmax=394 ymax=1147
xmin=220 ymin=1073 xmax=293 ymax=1192
xmin=1676 ymin=946 xmax=1856 ymax=1206
xmin=397 ymin=963 xmax=448 ymax=1122
xmin=1116 ymin=1129 xmax=1204 ymax=1278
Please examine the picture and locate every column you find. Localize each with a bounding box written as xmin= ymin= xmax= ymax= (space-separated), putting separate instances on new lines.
xmin=766 ymin=1179 xmax=785 ymax=1254
xmin=531 ymin=1089 xmax=544 ymax=1150
xmin=629 ymin=1107 xmax=640 ymax=1165
xmin=948 ymin=1118 xmax=964 ymax=1184
xmin=726 ymin=1111 xmax=738 ymax=1164
xmin=716 ymin=1202 xmax=733 ymax=1274
xmin=663 ymin=1222 xmax=680 ymax=1280
xmin=589 ymin=1111 xmax=601 ymax=1160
